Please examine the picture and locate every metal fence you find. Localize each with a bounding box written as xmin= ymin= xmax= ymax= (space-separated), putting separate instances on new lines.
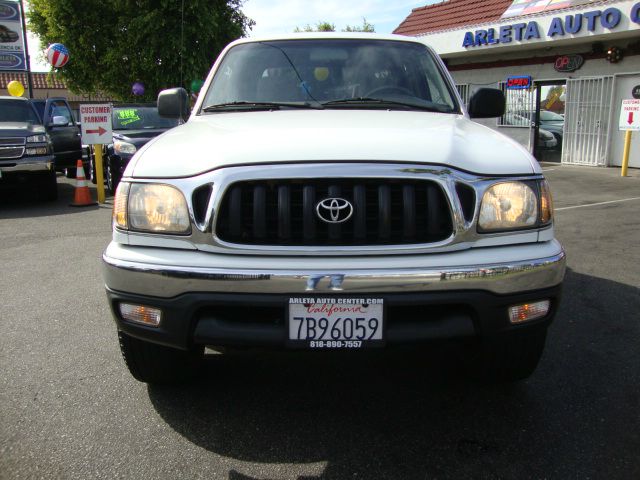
xmin=455 ymin=84 xmax=470 ymax=105
xmin=497 ymin=82 xmax=536 ymax=127
xmin=562 ymin=77 xmax=614 ymax=166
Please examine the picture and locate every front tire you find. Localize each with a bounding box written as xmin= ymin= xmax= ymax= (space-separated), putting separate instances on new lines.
xmin=106 ymin=162 xmax=120 ymax=195
xmin=464 ymin=328 xmax=547 ymax=383
xmin=89 ymin=158 xmax=97 ymax=184
xmin=118 ymin=331 xmax=203 ymax=384
xmin=37 ymin=170 xmax=58 ymax=202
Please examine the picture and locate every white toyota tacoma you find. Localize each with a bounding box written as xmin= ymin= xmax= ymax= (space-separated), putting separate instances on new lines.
xmin=102 ymin=34 xmax=565 ymax=384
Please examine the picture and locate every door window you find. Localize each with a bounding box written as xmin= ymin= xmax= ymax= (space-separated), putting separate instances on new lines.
xmin=49 ymin=100 xmax=74 ymax=125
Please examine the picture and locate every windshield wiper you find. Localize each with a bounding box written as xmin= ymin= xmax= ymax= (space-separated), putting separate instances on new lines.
xmin=202 ymin=101 xmax=323 ymax=112
xmin=321 ymin=97 xmax=450 ymax=112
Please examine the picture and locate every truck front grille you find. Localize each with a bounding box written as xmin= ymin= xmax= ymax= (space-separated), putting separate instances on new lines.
xmin=215 ymin=179 xmax=453 ymax=246
xmin=0 ymin=146 xmax=25 ymax=160
xmin=0 ymin=137 xmax=25 ymax=146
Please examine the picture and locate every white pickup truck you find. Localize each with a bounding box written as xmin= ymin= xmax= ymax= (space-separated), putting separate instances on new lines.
xmin=102 ymin=33 xmax=565 ymax=384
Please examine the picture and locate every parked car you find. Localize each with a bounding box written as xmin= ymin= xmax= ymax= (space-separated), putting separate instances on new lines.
xmin=0 ymin=96 xmax=83 ymax=200
xmin=103 ymin=34 xmax=565 ymax=385
xmin=539 ymin=110 xmax=564 ymax=149
xmin=537 ymin=127 xmax=558 ymax=150
xmin=90 ymin=104 xmax=179 ymax=193
xmin=29 ymin=98 xmax=85 ymax=175
xmin=513 ymin=110 xmax=564 ymax=150
xmin=503 ymin=113 xmax=558 ymax=150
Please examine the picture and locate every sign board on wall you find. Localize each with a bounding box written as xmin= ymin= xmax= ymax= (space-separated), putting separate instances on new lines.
xmin=619 ymin=99 xmax=640 ymax=131
xmin=506 ymin=75 xmax=532 ymax=89
xmin=80 ymin=104 xmax=113 ymax=144
xmin=0 ymin=0 xmax=26 ymax=70
xmin=463 ymin=2 xmax=640 ymax=48
xmin=554 ymin=55 xmax=584 ymax=72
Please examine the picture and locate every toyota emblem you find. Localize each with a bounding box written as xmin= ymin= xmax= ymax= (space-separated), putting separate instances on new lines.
xmin=316 ymin=198 xmax=353 ymax=224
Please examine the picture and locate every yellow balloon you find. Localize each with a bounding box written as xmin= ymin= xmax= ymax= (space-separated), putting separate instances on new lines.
xmin=314 ymin=67 xmax=329 ymax=82
xmin=7 ymin=80 xmax=25 ymax=97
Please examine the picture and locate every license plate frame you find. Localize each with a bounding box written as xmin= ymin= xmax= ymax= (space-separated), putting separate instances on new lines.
xmin=287 ymin=297 xmax=385 ymax=349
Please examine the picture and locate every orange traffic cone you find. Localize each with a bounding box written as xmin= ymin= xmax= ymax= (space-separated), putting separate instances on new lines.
xmin=70 ymin=159 xmax=97 ymax=207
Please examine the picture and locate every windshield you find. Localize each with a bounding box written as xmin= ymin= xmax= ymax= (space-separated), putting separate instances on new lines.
xmin=201 ymin=39 xmax=459 ymax=113
xmin=0 ymin=100 xmax=41 ymax=124
xmin=112 ymin=106 xmax=179 ymax=130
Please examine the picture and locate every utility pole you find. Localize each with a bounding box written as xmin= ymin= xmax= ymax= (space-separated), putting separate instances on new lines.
xmin=19 ymin=0 xmax=34 ymax=98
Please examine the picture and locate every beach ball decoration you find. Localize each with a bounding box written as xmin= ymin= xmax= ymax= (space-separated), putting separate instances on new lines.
xmin=45 ymin=43 xmax=70 ymax=68
xmin=7 ymin=80 xmax=25 ymax=97
xmin=131 ymin=82 xmax=145 ymax=96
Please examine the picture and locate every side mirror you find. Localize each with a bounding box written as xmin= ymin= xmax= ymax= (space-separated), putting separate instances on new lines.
xmin=468 ymin=88 xmax=506 ymax=118
xmin=50 ymin=115 xmax=68 ymax=126
xmin=158 ymin=87 xmax=189 ymax=121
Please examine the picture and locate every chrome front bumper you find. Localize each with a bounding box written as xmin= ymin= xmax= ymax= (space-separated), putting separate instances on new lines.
xmin=103 ymin=239 xmax=566 ymax=298
xmin=0 ymin=157 xmax=54 ymax=173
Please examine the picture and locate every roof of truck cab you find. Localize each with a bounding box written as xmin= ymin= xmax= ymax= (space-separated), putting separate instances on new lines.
xmin=227 ymin=32 xmax=428 ymax=45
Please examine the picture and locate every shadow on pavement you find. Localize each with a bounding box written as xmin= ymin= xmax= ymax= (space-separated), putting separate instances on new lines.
xmin=147 ymin=268 xmax=640 ymax=479
xmin=0 ymin=175 xmax=107 ymax=219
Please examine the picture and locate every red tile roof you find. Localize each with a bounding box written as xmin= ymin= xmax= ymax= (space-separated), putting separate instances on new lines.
xmin=0 ymin=71 xmax=114 ymax=102
xmin=0 ymin=71 xmax=67 ymax=89
xmin=394 ymin=0 xmax=514 ymax=36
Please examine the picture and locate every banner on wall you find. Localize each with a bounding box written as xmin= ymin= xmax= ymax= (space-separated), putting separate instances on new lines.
xmin=501 ymin=0 xmax=595 ymax=19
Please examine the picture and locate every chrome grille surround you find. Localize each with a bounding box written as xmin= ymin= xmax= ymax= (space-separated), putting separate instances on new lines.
xmin=117 ymin=162 xmax=550 ymax=256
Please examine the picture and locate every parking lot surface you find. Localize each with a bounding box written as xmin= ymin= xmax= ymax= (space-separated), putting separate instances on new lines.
xmin=1 ymin=166 xmax=639 ymax=479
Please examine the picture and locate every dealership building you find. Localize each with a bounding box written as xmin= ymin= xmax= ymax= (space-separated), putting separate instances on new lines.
xmin=395 ymin=0 xmax=640 ymax=168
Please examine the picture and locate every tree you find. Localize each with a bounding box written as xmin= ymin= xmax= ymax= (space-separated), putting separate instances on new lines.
xmin=343 ymin=18 xmax=375 ymax=33
xmin=28 ymin=0 xmax=254 ymax=102
xmin=294 ymin=18 xmax=374 ymax=33
xmin=294 ymin=21 xmax=335 ymax=32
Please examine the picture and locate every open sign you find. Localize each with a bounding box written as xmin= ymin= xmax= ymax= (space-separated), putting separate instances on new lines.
xmin=506 ymin=76 xmax=532 ymax=90
xmin=554 ymin=54 xmax=584 ymax=73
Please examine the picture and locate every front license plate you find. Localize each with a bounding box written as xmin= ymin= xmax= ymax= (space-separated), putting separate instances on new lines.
xmin=288 ymin=297 xmax=384 ymax=349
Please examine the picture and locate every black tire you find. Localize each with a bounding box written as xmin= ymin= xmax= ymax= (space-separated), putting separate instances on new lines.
xmin=106 ymin=163 xmax=120 ymax=195
xmin=38 ymin=170 xmax=58 ymax=201
xmin=118 ymin=331 xmax=203 ymax=384
xmin=64 ymin=167 xmax=76 ymax=179
xmin=464 ymin=328 xmax=547 ymax=383
xmin=89 ymin=158 xmax=97 ymax=184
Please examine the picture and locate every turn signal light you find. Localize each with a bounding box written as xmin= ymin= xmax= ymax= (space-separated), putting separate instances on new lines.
xmin=508 ymin=300 xmax=550 ymax=324
xmin=119 ymin=303 xmax=162 ymax=327
xmin=113 ymin=182 xmax=130 ymax=229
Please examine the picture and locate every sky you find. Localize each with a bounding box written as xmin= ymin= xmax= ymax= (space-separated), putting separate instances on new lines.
xmin=25 ymin=0 xmax=430 ymax=72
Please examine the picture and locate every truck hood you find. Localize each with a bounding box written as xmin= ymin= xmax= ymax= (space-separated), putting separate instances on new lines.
xmin=0 ymin=122 xmax=45 ymax=137
xmin=128 ymin=110 xmax=539 ymax=178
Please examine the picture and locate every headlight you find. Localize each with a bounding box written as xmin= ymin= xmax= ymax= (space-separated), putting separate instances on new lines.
xmin=113 ymin=182 xmax=190 ymax=234
xmin=26 ymin=147 xmax=49 ymax=155
xmin=26 ymin=134 xmax=48 ymax=143
xmin=478 ymin=182 xmax=538 ymax=232
xmin=114 ymin=140 xmax=137 ymax=155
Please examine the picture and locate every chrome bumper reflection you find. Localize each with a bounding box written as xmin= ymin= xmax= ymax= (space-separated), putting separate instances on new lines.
xmin=103 ymin=244 xmax=566 ymax=298
xmin=0 ymin=159 xmax=54 ymax=172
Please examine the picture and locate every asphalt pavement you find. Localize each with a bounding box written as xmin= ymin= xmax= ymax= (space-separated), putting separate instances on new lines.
xmin=0 ymin=166 xmax=639 ymax=479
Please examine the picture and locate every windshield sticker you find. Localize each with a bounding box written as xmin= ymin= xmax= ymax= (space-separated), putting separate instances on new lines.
xmin=116 ymin=109 xmax=141 ymax=126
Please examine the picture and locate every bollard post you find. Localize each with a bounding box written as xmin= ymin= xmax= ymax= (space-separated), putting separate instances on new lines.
xmin=94 ymin=145 xmax=106 ymax=203
xmin=621 ymin=130 xmax=632 ymax=177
